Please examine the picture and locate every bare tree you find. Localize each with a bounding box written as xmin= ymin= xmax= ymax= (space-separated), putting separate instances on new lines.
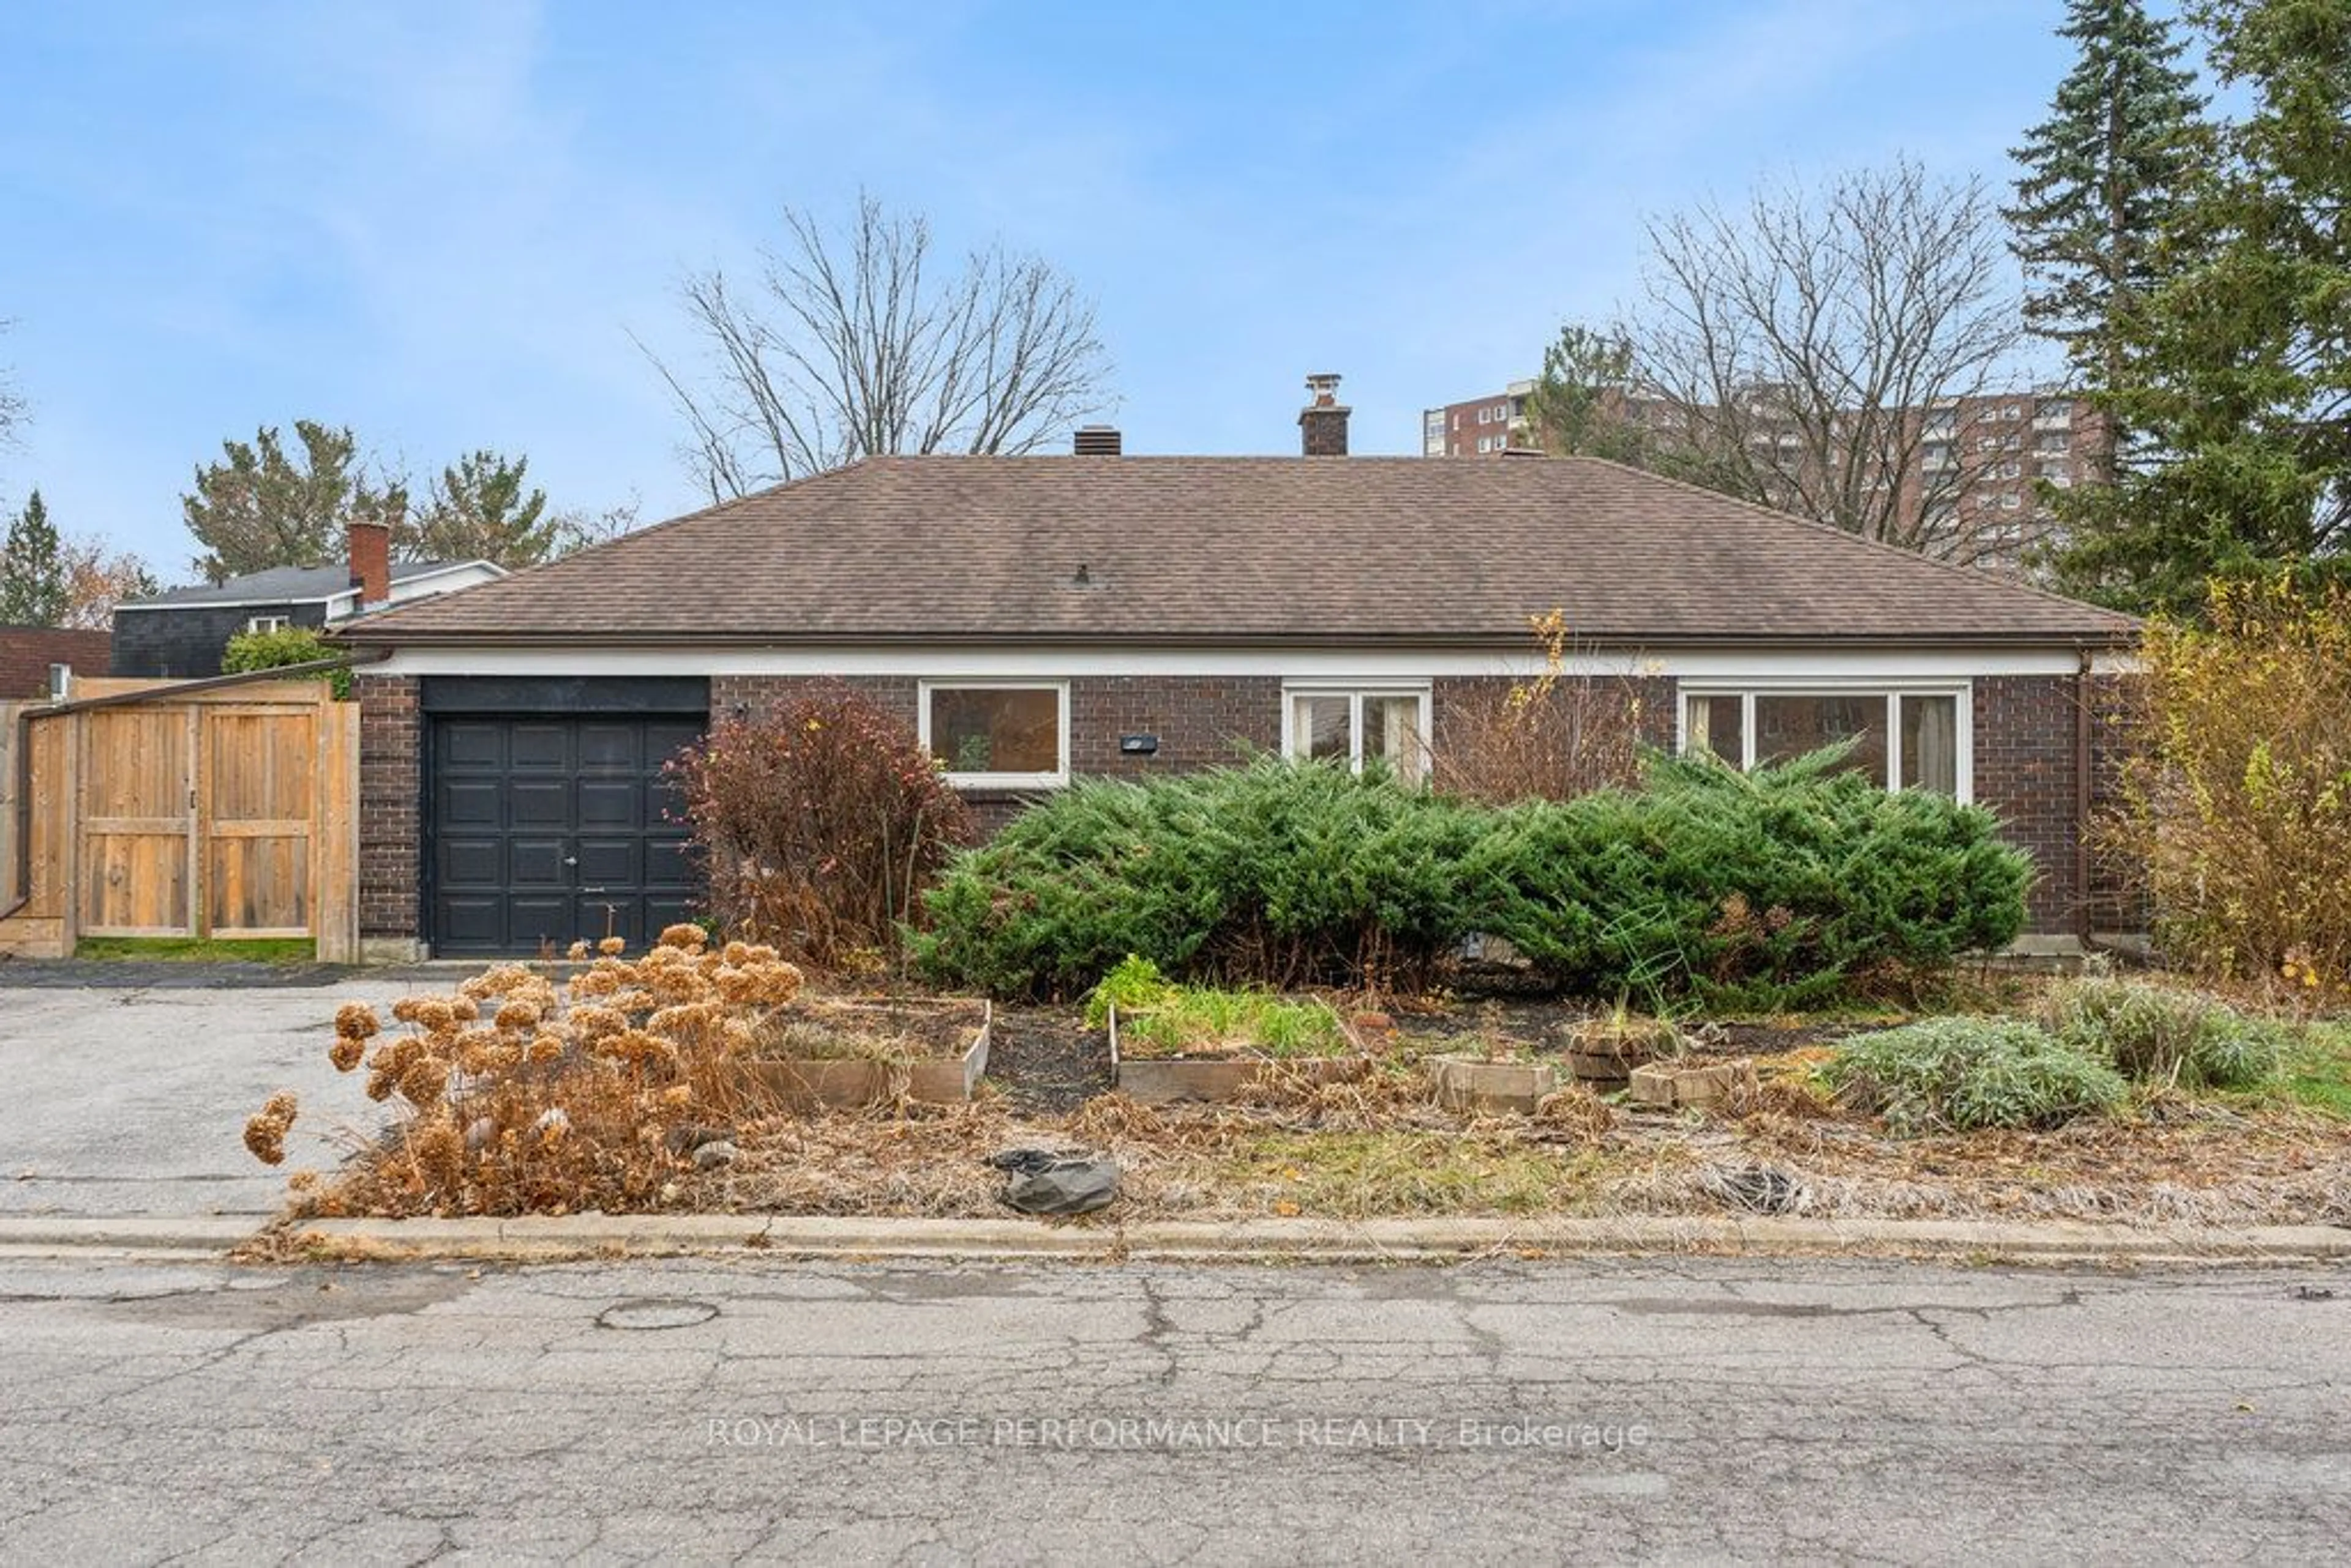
xmin=0 ymin=320 xmax=27 ymax=461
xmin=1625 ymin=161 xmax=2033 ymax=567
xmin=644 ymin=196 xmax=1115 ymax=502
xmin=546 ymin=495 xmax=644 ymax=557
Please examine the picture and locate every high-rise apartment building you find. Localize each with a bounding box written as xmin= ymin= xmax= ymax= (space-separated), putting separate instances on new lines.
xmin=1420 ymin=380 xmax=2105 ymax=571
xmin=1422 ymin=380 xmax=1537 ymax=456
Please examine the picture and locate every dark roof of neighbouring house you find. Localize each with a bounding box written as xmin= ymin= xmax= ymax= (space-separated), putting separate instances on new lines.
xmin=341 ymin=456 xmax=2142 ymax=647
xmin=121 ymin=560 xmax=472 ymax=611
xmin=0 ymin=626 xmax=112 ymax=699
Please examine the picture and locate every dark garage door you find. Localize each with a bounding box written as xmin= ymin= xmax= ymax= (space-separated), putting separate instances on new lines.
xmin=430 ymin=713 xmax=705 ymax=957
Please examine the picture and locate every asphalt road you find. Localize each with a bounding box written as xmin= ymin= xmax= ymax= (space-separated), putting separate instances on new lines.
xmin=0 ymin=973 xmax=406 ymax=1217
xmin=2 ymin=1253 xmax=2345 ymax=1564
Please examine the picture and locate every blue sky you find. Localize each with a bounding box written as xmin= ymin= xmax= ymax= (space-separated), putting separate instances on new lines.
xmin=0 ymin=0 xmax=2095 ymax=581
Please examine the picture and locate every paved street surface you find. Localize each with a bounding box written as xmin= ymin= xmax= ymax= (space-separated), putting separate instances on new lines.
xmin=0 ymin=971 xmax=405 ymax=1217
xmin=1 ymin=1253 xmax=2345 ymax=1562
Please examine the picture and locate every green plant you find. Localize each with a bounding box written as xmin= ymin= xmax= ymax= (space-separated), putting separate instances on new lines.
xmin=220 ymin=625 xmax=353 ymax=699
xmin=670 ymin=683 xmax=972 ymax=972
xmin=1821 ymin=1017 xmax=2129 ymax=1135
xmin=913 ymin=758 xmax=1487 ymax=997
xmin=1464 ymin=748 xmax=2031 ymax=1010
xmin=2281 ymin=1023 xmax=2351 ymax=1117
xmin=1084 ymin=954 xmax=1177 ymax=1027
xmin=1113 ymin=987 xmax=1349 ymax=1060
xmin=75 ymin=936 xmax=315 ymax=964
xmin=2041 ymin=973 xmax=2289 ymax=1091
xmin=914 ymin=748 xmax=2031 ymax=1005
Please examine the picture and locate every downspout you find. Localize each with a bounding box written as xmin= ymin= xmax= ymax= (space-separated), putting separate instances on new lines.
xmin=2 ymin=652 xmax=389 ymax=926
xmin=2074 ymin=643 xmax=2099 ymax=955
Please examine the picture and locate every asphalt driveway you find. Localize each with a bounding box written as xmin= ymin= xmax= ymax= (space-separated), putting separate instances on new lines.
xmin=0 ymin=964 xmax=414 ymax=1218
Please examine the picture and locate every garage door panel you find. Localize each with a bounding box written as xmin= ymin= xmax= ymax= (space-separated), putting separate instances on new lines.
xmin=509 ymin=779 xmax=571 ymax=830
xmin=575 ymin=838 xmax=637 ymax=884
xmin=436 ymin=837 xmax=505 ymax=888
xmin=508 ymin=724 xmax=571 ymax=770
xmin=430 ymin=711 xmax=707 ymax=957
xmin=505 ymin=896 xmax=571 ymax=951
xmin=437 ymin=779 xmax=503 ymax=828
xmin=576 ymin=722 xmax=643 ymax=771
xmin=437 ymin=896 xmax=508 ymax=950
xmin=438 ymin=722 xmax=506 ymax=769
xmin=643 ymin=837 xmax=694 ymax=889
xmin=577 ymin=779 xmax=639 ymax=829
xmin=645 ymin=895 xmax=696 ymax=932
xmin=510 ymin=838 xmax=570 ymax=887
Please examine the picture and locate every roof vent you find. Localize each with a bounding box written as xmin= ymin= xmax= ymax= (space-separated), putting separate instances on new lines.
xmin=1073 ymin=426 xmax=1122 ymax=456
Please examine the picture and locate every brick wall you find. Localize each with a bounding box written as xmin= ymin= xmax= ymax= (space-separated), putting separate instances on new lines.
xmin=363 ymin=666 xmax=2128 ymax=952
xmin=355 ymin=673 xmax=421 ymax=943
xmin=1972 ymin=675 xmax=2082 ymax=934
xmin=2084 ymin=670 xmax=2149 ymax=934
xmin=710 ymin=673 xmax=1283 ymax=835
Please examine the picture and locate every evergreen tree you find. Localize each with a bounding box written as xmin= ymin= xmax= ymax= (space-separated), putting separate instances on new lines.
xmin=0 ymin=489 xmax=67 ymax=626
xmin=407 ymin=449 xmax=555 ymax=567
xmin=1522 ymin=324 xmax=1654 ymax=467
xmin=2052 ymin=0 xmax=2351 ymax=612
xmin=181 ymin=421 xmax=403 ymax=583
xmin=2006 ymin=0 xmax=2208 ymax=465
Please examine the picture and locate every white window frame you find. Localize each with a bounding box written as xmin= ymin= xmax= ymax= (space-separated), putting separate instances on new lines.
xmin=1281 ymin=682 xmax=1433 ymax=780
xmin=244 ymin=614 xmax=291 ymax=634
xmin=918 ymin=679 xmax=1070 ymax=790
xmin=1677 ymin=678 xmax=1973 ymax=800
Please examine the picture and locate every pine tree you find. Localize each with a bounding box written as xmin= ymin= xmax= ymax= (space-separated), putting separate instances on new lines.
xmin=407 ymin=450 xmax=555 ymax=567
xmin=2052 ymin=0 xmax=2351 ymax=613
xmin=0 ymin=489 xmax=67 ymax=626
xmin=2006 ymin=0 xmax=2208 ymax=467
xmin=181 ymin=421 xmax=403 ymax=583
xmin=1522 ymin=324 xmax=1654 ymax=467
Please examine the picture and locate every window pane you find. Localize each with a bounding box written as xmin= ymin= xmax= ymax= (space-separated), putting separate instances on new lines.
xmin=1900 ymin=694 xmax=1959 ymax=795
xmin=929 ymin=688 xmax=1060 ymax=774
xmin=1754 ymin=694 xmax=1888 ymax=785
xmin=1292 ymin=695 xmax=1351 ymax=765
xmin=1363 ymin=695 xmax=1425 ymax=783
xmin=1685 ymin=694 xmax=1743 ymax=765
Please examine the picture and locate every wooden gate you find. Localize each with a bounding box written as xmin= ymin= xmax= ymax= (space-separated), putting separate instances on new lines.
xmin=0 ymin=678 xmax=358 ymax=958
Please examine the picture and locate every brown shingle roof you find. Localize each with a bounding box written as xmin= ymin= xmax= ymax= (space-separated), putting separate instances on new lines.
xmin=344 ymin=456 xmax=2139 ymax=647
xmin=0 ymin=626 xmax=111 ymax=699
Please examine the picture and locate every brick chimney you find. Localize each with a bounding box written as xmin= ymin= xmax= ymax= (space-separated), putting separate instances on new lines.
xmin=348 ymin=519 xmax=391 ymax=608
xmin=1299 ymin=373 xmax=1349 ymax=457
xmin=1073 ymin=424 xmax=1123 ymax=456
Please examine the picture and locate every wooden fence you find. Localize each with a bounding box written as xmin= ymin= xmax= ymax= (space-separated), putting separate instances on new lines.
xmin=0 ymin=678 xmax=358 ymax=961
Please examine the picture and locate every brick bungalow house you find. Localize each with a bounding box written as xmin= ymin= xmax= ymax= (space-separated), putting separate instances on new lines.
xmin=337 ymin=378 xmax=2140 ymax=961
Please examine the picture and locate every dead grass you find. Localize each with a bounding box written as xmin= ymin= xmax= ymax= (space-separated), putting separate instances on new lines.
xmin=289 ymin=980 xmax=2351 ymax=1231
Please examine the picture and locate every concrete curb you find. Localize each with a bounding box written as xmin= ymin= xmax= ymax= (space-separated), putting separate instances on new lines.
xmin=282 ymin=1213 xmax=2351 ymax=1266
xmin=0 ymin=1215 xmax=269 ymax=1258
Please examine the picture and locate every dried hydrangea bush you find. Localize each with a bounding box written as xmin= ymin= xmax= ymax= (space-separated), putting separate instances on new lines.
xmin=249 ymin=924 xmax=806 ymax=1215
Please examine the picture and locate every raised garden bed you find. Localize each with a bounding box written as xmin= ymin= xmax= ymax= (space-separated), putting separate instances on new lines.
xmin=748 ymin=996 xmax=992 ymax=1108
xmin=1629 ymin=1059 xmax=1759 ymax=1111
xmin=1564 ymin=1011 xmax=1681 ymax=1092
xmin=1108 ymin=999 xmax=1367 ymax=1104
xmin=1428 ymin=1054 xmax=1560 ymax=1115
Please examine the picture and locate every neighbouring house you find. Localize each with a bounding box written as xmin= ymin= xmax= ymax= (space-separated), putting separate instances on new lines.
xmin=336 ymin=375 xmax=2141 ymax=961
xmin=110 ymin=522 xmax=504 ymax=679
xmin=0 ymin=625 xmax=111 ymax=700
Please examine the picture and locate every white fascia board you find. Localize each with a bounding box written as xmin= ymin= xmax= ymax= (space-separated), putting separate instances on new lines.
xmin=384 ymin=562 xmax=505 ymax=603
xmin=367 ymin=642 xmax=2093 ymax=680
